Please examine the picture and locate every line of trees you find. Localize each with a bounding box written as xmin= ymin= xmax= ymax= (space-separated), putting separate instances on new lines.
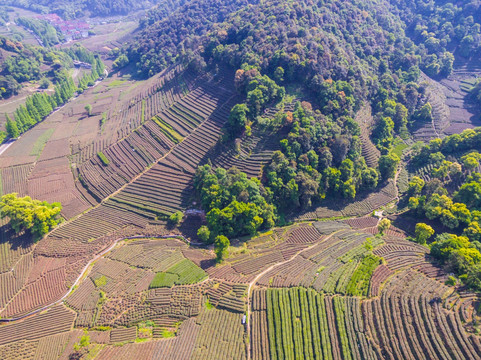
xmin=3 ymin=56 xmax=105 ymax=140
xmin=16 ymin=17 xmax=62 ymax=46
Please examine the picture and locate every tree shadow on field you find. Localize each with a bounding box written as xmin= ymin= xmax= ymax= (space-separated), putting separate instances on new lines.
xmin=0 ymin=224 xmax=33 ymax=251
xmin=199 ymin=258 xmax=216 ymax=270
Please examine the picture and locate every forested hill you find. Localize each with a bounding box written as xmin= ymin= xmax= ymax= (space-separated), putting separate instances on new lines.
xmin=390 ymin=0 xmax=481 ymax=66
xmin=125 ymin=0 xmax=418 ymax=92
xmin=127 ymin=0 xmax=258 ymax=77
xmin=2 ymin=0 xmax=176 ymax=18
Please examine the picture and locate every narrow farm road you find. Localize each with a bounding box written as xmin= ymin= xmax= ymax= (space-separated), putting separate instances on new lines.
xmin=0 ymin=234 xmax=190 ymax=323
xmin=0 ymin=139 xmax=16 ymax=156
xmin=245 ymin=229 xmax=343 ymax=360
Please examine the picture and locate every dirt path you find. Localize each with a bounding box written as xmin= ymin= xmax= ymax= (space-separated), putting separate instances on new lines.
xmin=245 ymin=229 xmax=343 ymax=360
xmin=0 ymin=234 xmax=190 ymax=323
xmin=0 ymin=139 xmax=15 ymax=156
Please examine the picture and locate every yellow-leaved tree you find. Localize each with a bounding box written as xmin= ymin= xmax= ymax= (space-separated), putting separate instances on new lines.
xmin=0 ymin=193 xmax=62 ymax=241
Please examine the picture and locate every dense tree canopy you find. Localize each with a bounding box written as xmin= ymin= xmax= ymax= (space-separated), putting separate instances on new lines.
xmin=263 ymin=101 xmax=381 ymax=212
xmin=392 ymin=0 xmax=481 ymax=61
xmin=0 ymin=193 xmax=62 ymax=240
xmin=194 ymin=165 xmax=276 ymax=241
xmin=0 ymin=40 xmax=100 ymax=100
xmin=407 ymin=144 xmax=481 ymax=290
xmin=214 ymin=235 xmax=230 ymax=262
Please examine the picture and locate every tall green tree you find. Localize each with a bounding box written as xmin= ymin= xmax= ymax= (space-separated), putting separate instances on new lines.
xmin=415 ymin=223 xmax=434 ymax=245
xmin=214 ymin=235 xmax=230 ymax=262
xmin=378 ymin=153 xmax=400 ymax=180
xmin=5 ymin=114 xmax=19 ymax=138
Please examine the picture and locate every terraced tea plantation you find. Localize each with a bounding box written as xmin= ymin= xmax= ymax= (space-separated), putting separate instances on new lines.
xmin=0 ymin=216 xmax=479 ymax=359
xmin=1 ymin=1 xmax=481 ymax=357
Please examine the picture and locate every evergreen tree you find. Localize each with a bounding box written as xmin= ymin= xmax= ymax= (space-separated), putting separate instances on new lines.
xmin=5 ymin=114 xmax=19 ymax=138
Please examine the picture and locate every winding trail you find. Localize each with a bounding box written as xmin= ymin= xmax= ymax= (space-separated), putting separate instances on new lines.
xmin=0 ymin=234 xmax=189 ymax=323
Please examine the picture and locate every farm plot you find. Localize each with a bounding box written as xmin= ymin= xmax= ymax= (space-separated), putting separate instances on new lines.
xmin=107 ymin=95 xmax=238 ymax=218
xmin=440 ymin=59 xmax=481 ymax=135
xmin=0 ymin=340 xmax=39 ymax=360
xmin=45 ymin=202 xmax=151 ymax=245
xmin=207 ymin=108 xmax=289 ymax=178
xmin=341 ymin=180 xmax=397 ymax=217
xmin=27 ymin=156 xmax=94 ymax=219
xmin=89 ymin=258 xmax=154 ymax=297
xmin=78 ymin=79 xmax=227 ymax=201
xmin=362 ymin=269 xmax=481 ymax=360
xmin=0 ymin=223 xmax=33 ymax=274
xmin=191 ymin=307 xmax=246 ymax=360
xmin=256 ymin=229 xmax=383 ymax=295
xmin=31 ymin=330 xmax=82 ymax=360
xmin=0 ymin=305 xmax=75 ymax=346
xmin=254 ymin=288 xmax=376 ymax=360
xmin=95 ymin=317 xmax=200 ymax=360
xmin=0 ymin=256 xmax=67 ymax=318
xmin=299 ymin=180 xmax=397 ymax=221
xmin=0 ymin=127 xmax=44 ymax=167
xmin=71 ymin=66 xmax=192 ymax=165
xmin=95 ymin=283 xmax=206 ymax=328
xmin=0 ymin=252 xmax=33 ymax=309
xmin=63 ymin=239 xmax=209 ymax=328
xmin=343 ymin=216 xmax=378 ymax=229
xmin=206 ymin=282 xmax=247 ymax=313
xmin=207 ymin=224 xmax=324 ymax=283
xmin=354 ymin=105 xmax=381 ymax=168
xmin=0 ymin=163 xmax=34 ymax=196
xmin=64 ymin=279 xmax=100 ymax=327
xmin=149 ymin=258 xmax=207 ymax=288
xmin=373 ymin=236 xmax=432 ymax=272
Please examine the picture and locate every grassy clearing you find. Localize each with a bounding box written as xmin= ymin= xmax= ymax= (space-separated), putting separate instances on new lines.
xmin=149 ymin=258 xmax=207 ymax=288
xmin=94 ymin=275 xmax=108 ymax=288
xmin=97 ymin=151 xmax=110 ymax=166
xmin=150 ymin=272 xmax=178 ymax=288
xmin=29 ymin=128 xmax=55 ymax=156
xmin=108 ymin=79 xmax=128 ymax=88
xmin=391 ymin=139 xmax=408 ymax=158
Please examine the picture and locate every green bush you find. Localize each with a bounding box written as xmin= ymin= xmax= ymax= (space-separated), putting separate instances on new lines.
xmin=97 ymin=151 xmax=110 ymax=166
xmin=149 ymin=258 xmax=207 ymax=288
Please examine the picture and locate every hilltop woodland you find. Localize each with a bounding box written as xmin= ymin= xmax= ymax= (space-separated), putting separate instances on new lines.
xmin=2 ymin=1 xmax=481 ymax=358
